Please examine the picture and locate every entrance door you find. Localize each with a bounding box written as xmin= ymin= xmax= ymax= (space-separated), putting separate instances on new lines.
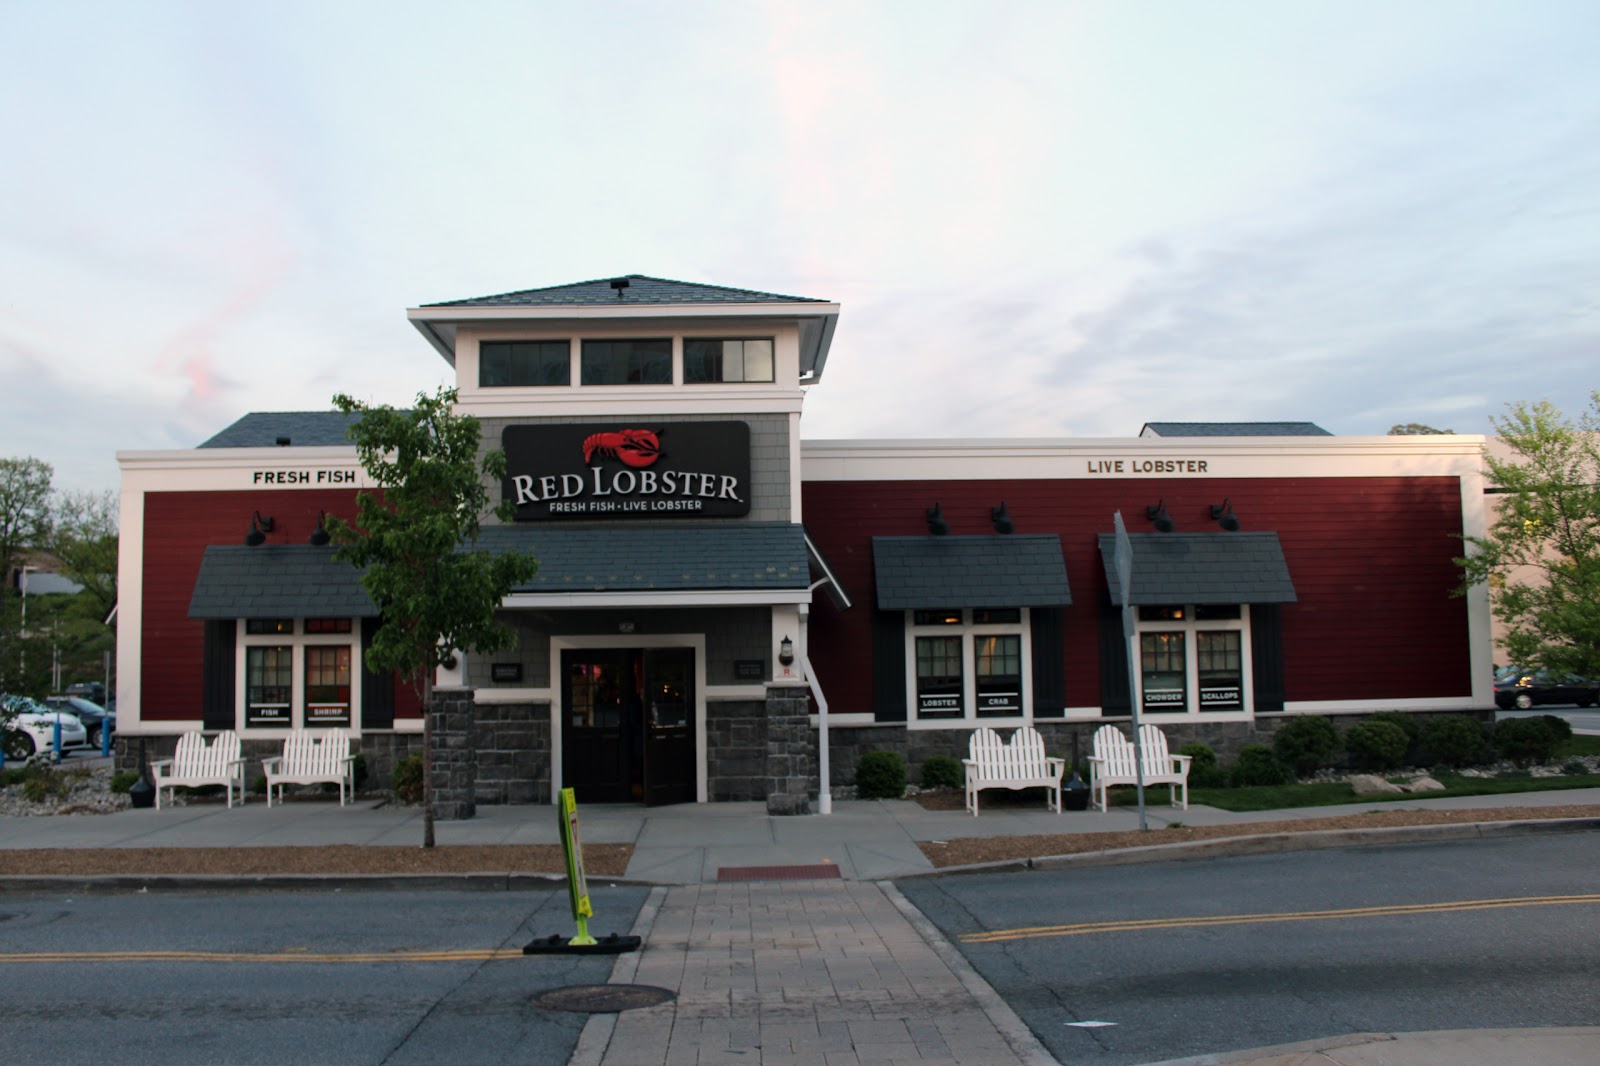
xmin=561 ymin=647 xmax=697 ymax=806
xmin=642 ymin=649 xmax=695 ymax=806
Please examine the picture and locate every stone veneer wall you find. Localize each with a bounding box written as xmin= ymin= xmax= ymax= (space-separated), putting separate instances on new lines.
xmin=473 ymin=703 xmax=550 ymax=804
xmin=705 ymin=699 xmax=768 ymax=801
xmin=430 ymin=689 xmax=477 ymax=820
xmin=765 ymin=685 xmax=813 ymax=815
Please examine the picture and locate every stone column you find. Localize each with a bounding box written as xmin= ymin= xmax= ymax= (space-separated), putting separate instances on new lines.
xmin=429 ymin=686 xmax=477 ymax=820
xmin=764 ymin=684 xmax=813 ymax=815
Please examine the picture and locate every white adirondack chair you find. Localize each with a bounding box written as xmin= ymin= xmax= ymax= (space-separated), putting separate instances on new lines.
xmin=1087 ymin=724 xmax=1192 ymax=811
xmin=262 ymin=731 xmax=356 ymax=806
xmin=150 ymin=731 xmax=246 ymax=809
xmin=962 ymin=726 xmax=1065 ymax=815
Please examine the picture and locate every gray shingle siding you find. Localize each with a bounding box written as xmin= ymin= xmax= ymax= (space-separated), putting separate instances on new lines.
xmin=198 ymin=412 xmax=367 ymax=449
xmin=188 ymin=546 xmax=376 ymax=618
xmin=1096 ymin=532 xmax=1297 ymax=605
xmin=423 ymin=275 xmax=829 ymax=308
xmin=1140 ymin=422 xmax=1332 ymax=437
xmin=872 ymin=535 xmax=1071 ymax=609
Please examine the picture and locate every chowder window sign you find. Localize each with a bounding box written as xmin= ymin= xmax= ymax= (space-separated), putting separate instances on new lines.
xmin=502 ymin=422 xmax=752 ymax=520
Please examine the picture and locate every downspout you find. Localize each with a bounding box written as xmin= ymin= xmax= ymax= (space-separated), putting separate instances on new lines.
xmin=801 ymin=651 xmax=831 ymax=815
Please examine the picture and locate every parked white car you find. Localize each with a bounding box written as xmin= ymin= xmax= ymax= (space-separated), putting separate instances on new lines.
xmin=1 ymin=695 xmax=90 ymax=759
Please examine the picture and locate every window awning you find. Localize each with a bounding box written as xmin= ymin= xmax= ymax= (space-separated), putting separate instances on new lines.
xmin=1096 ymin=531 xmax=1297 ymax=606
xmin=474 ymin=521 xmax=810 ymax=594
xmin=872 ymin=535 xmax=1072 ymax=610
xmin=188 ymin=546 xmax=377 ymax=619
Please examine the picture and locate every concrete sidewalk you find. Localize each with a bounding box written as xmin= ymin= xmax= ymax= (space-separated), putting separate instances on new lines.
xmin=4 ymin=790 xmax=1598 ymax=1065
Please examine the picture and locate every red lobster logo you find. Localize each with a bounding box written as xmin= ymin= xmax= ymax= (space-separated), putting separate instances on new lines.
xmin=582 ymin=428 xmax=661 ymax=468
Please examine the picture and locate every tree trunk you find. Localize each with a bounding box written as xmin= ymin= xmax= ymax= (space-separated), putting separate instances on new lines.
xmin=422 ymin=673 xmax=435 ymax=849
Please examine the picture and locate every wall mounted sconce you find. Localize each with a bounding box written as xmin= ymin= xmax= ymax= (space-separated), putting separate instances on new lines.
xmin=1146 ymin=500 xmax=1175 ymax=533
xmin=309 ymin=510 xmax=331 ymax=546
xmin=618 ymin=621 xmax=636 ymax=634
xmin=245 ymin=511 xmax=275 ymax=546
xmin=991 ymin=502 xmax=1014 ymax=534
xmin=927 ymin=502 xmax=949 ymax=536
xmin=1210 ymin=498 xmax=1240 ymax=532
xmin=779 ymin=636 xmax=795 ymax=666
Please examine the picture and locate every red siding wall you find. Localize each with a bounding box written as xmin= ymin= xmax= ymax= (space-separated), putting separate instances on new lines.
xmin=140 ymin=490 xmax=422 ymax=724
xmin=801 ymin=477 xmax=1473 ymax=714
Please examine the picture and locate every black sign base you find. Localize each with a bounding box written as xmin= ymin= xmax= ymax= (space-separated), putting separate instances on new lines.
xmin=522 ymin=933 xmax=642 ymax=956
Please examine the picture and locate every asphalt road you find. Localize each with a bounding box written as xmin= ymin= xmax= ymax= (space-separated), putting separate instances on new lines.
xmin=897 ymin=832 xmax=1600 ymax=1065
xmin=0 ymin=885 xmax=649 ymax=1065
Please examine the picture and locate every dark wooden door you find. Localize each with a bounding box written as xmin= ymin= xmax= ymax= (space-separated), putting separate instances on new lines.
xmin=560 ymin=649 xmax=637 ymax=804
xmin=642 ymin=649 xmax=696 ymax=806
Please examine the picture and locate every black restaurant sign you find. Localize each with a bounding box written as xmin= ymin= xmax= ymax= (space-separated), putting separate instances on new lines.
xmin=502 ymin=421 xmax=752 ymax=521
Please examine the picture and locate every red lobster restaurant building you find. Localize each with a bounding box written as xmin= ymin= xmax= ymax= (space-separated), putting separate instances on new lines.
xmin=115 ymin=276 xmax=1495 ymax=814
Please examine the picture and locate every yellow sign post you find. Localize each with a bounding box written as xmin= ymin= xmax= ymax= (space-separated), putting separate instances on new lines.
xmin=523 ymin=788 xmax=642 ymax=955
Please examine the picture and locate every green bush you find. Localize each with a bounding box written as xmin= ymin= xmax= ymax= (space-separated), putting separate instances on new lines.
xmin=1178 ymin=743 xmax=1228 ymax=788
xmin=1344 ymin=720 xmax=1410 ymax=770
xmin=855 ymin=750 xmax=907 ymax=799
xmin=1272 ymin=716 xmax=1340 ymax=778
xmin=1534 ymin=714 xmax=1573 ymax=743
xmin=1562 ymin=761 xmax=1589 ymax=776
xmin=1494 ymin=717 xmax=1561 ymax=766
xmin=1229 ymin=744 xmax=1290 ymax=787
xmin=109 ymin=770 xmax=139 ymax=794
xmin=352 ymin=753 xmax=369 ymax=791
xmin=919 ymin=755 xmax=962 ymax=790
xmin=1421 ymin=715 xmax=1488 ymax=767
xmin=392 ymin=755 xmax=425 ymax=804
xmin=1363 ymin=712 xmax=1422 ymax=762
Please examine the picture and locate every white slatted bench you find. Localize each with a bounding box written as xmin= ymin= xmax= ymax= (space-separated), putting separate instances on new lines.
xmin=962 ymin=726 xmax=1066 ymax=816
xmin=150 ymin=731 xmax=246 ymax=809
xmin=1088 ymin=724 xmax=1192 ymax=812
xmin=262 ymin=731 xmax=355 ymax=807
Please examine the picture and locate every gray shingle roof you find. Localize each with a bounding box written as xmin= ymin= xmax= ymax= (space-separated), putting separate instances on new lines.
xmin=198 ymin=412 xmax=368 ymax=449
xmin=423 ymin=275 xmax=829 ymax=308
xmin=188 ymin=546 xmax=376 ymax=619
xmin=1140 ymin=422 xmax=1332 ymax=437
xmin=1096 ymin=532 xmax=1297 ymax=605
xmin=872 ymin=535 xmax=1071 ymax=610
xmin=473 ymin=522 xmax=809 ymax=593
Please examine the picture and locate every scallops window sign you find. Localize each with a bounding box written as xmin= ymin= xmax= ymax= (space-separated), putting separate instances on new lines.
xmin=500 ymin=422 xmax=752 ymax=520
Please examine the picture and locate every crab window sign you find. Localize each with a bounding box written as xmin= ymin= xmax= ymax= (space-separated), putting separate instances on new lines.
xmin=501 ymin=421 xmax=753 ymax=520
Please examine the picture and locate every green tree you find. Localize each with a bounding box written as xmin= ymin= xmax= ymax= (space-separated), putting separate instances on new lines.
xmin=50 ymin=489 xmax=119 ymax=626
xmin=1388 ymin=423 xmax=1454 ymax=435
xmin=1457 ymin=393 xmax=1600 ymax=678
xmin=0 ymin=457 xmax=54 ymax=599
xmin=328 ymin=387 xmax=538 ymax=847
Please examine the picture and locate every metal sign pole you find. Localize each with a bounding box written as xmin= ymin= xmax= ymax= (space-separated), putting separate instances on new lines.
xmin=1112 ymin=512 xmax=1149 ymax=831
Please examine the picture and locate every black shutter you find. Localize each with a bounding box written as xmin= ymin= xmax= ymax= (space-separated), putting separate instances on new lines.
xmin=1250 ymin=604 xmax=1286 ymax=712
xmin=201 ymin=620 xmax=236 ymax=730
xmin=1097 ymin=595 xmax=1131 ymax=716
xmin=1029 ymin=607 xmax=1064 ymax=716
xmin=872 ymin=609 xmax=907 ymax=722
xmin=360 ymin=616 xmax=395 ymax=730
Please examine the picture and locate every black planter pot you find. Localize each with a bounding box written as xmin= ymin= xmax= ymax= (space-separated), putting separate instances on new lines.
xmin=128 ymin=740 xmax=156 ymax=809
xmin=1063 ymin=771 xmax=1091 ymax=811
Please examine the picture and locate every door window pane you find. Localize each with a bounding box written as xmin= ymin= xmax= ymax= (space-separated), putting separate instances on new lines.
xmin=975 ymin=634 xmax=1021 ymax=717
xmin=1140 ymin=632 xmax=1187 ymax=713
xmin=304 ymin=646 xmax=352 ymax=727
xmin=1197 ymin=631 xmax=1243 ymax=710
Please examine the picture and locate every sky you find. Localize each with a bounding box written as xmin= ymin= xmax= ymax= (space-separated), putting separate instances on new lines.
xmin=2 ymin=0 xmax=1597 ymax=493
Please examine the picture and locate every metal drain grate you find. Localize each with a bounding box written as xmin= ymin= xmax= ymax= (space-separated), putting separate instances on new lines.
xmin=534 ymin=984 xmax=676 ymax=1013
xmin=717 ymin=863 xmax=842 ymax=882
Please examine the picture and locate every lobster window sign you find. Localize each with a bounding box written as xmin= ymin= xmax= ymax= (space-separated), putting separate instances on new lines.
xmin=501 ymin=421 xmax=753 ymax=520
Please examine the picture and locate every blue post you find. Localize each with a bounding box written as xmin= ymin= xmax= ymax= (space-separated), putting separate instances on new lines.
xmin=53 ymin=719 xmax=62 ymax=762
xmin=102 ymin=722 xmax=112 ymax=757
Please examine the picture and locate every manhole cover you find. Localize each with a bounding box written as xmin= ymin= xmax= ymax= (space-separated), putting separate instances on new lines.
xmin=534 ymin=984 xmax=676 ymax=1013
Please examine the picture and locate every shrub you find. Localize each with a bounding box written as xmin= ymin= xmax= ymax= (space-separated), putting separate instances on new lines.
xmin=109 ymin=770 xmax=139 ymax=794
xmin=352 ymin=753 xmax=369 ymax=790
xmin=919 ymin=755 xmax=962 ymax=790
xmin=1364 ymin=711 xmax=1422 ymax=746
xmin=1228 ymin=744 xmax=1290 ymax=787
xmin=855 ymin=750 xmax=907 ymax=799
xmin=1178 ymin=743 xmax=1227 ymax=788
xmin=392 ymin=755 xmax=425 ymax=804
xmin=1534 ymin=714 xmax=1573 ymax=743
xmin=1421 ymin=715 xmax=1487 ymax=768
xmin=1272 ymin=716 xmax=1340 ymax=778
xmin=1494 ymin=717 xmax=1561 ymax=766
xmin=1562 ymin=761 xmax=1589 ymax=776
xmin=1344 ymin=720 xmax=1410 ymax=770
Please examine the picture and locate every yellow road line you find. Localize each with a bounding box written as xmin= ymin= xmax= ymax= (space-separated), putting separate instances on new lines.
xmin=0 ymin=948 xmax=529 ymax=965
xmin=961 ymin=893 xmax=1600 ymax=944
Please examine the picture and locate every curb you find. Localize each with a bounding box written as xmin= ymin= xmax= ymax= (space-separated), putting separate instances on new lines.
xmin=1133 ymin=1026 xmax=1600 ymax=1066
xmin=0 ymin=871 xmax=661 ymax=894
xmin=901 ymin=816 xmax=1600 ymax=879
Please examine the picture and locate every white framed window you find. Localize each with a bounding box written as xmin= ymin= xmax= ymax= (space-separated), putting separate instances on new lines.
xmin=905 ymin=608 xmax=1031 ymax=727
xmin=1134 ymin=604 xmax=1251 ymax=717
xmin=238 ymin=617 xmax=360 ymax=730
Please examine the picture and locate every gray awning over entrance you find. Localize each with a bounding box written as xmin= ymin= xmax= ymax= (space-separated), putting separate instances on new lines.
xmin=872 ymin=535 xmax=1072 ymax=609
xmin=1096 ymin=531 xmax=1297 ymax=606
xmin=474 ymin=521 xmax=810 ymax=593
xmin=188 ymin=546 xmax=376 ymax=619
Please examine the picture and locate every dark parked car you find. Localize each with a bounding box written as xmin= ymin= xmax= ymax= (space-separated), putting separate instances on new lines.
xmin=1493 ymin=667 xmax=1599 ymax=709
xmin=43 ymin=696 xmax=117 ymax=747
